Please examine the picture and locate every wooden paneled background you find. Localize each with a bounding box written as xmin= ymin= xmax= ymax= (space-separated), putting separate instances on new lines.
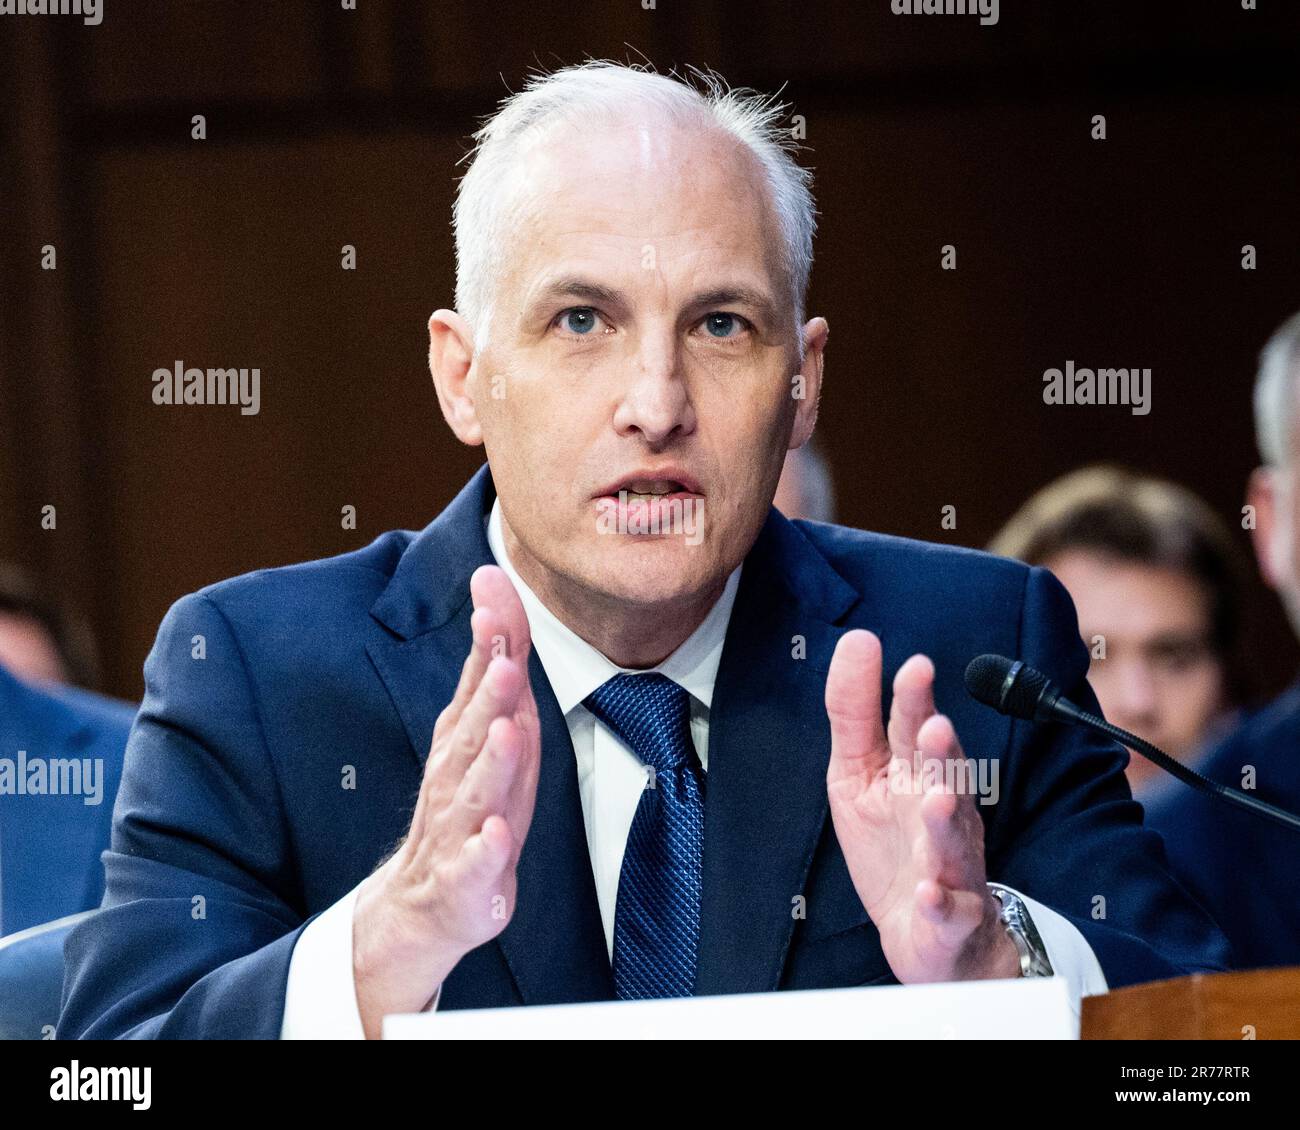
xmin=1 ymin=0 xmax=1298 ymax=701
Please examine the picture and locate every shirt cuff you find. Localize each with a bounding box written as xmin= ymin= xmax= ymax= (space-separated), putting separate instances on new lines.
xmin=993 ymin=883 xmax=1109 ymax=1000
xmin=279 ymin=883 xmax=443 ymax=1040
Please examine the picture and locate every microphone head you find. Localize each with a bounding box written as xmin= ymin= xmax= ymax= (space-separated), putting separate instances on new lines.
xmin=964 ymin=654 xmax=1014 ymax=709
xmin=964 ymin=653 xmax=1051 ymax=721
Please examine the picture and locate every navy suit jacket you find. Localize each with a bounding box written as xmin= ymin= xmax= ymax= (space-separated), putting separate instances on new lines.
xmin=0 ymin=665 xmax=135 ymax=936
xmin=59 ymin=465 xmax=1229 ymax=1038
xmin=1145 ymin=682 xmax=1300 ymax=971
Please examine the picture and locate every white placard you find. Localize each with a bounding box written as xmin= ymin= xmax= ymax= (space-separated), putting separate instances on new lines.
xmin=383 ymin=975 xmax=1080 ymax=1039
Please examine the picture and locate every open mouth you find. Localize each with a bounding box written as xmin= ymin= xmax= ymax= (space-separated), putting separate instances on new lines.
xmin=593 ymin=470 xmax=704 ymax=503
xmin=593 ymin=473 xmax=706 ymax=539
xmin=600 ymin=479 xmax=700 ymax=503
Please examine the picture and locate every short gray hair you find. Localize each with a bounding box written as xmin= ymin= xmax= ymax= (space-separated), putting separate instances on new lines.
xmin=1255 ymin=310 xmax=1300 ymax=468
xmin=452 ymin=61 xmax=817 ymax=353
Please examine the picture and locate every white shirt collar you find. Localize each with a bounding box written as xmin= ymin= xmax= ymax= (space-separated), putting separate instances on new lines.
xmin=485 ymin=497 xmax=742 ymax=717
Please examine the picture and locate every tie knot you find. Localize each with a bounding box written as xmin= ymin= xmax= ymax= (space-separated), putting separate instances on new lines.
xmin=583 ymin=673 xmax=695 ymax=773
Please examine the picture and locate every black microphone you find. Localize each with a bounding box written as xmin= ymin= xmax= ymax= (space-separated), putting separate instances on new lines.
xmin=964 ymin=653 xmax=1300 ymax=835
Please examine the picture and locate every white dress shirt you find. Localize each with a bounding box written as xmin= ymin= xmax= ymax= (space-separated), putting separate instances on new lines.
xmin=281 ymin=500 xmax=1106 ymax=1037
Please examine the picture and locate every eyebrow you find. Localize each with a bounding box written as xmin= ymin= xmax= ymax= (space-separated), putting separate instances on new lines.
xmin=525 ymin=276 xmax=781 ymax=324
xmin=528 ymin=277 xmax=626 ymax=314
xmin=690 ymin=286 xmax=781 ymax=323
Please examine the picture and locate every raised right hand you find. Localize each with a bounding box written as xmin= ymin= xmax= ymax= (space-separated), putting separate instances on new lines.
xmin=352 ymin=564 xmax=542 ymax=1038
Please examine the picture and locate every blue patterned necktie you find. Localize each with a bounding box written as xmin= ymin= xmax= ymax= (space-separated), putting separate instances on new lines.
xmin=583 ymin=672 xmax=706 ymax=1000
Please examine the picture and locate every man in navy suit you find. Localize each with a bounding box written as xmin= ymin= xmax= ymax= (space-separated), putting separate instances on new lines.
xmin=1146 ymin=310 xmax=1300 ymax=970
xmin=60 ymin=62 xmax=1228 ymax=1040
xmin=0 ymin=663 xmax=134 ymax=937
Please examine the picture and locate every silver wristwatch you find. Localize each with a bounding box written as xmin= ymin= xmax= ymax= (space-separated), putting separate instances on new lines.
xmin=988 ymin=884 xmax=1054 ymax=978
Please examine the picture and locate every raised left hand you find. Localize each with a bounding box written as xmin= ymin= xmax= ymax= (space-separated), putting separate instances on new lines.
xmin=824 ymin=629 xmax=1020 ymax=983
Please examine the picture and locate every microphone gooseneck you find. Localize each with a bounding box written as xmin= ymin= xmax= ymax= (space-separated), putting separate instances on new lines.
xmin=964 ymin=653 xmax=1300 ymax=835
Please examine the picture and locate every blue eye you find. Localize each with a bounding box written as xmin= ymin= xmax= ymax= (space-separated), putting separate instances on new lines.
xmin=559 ymin=307 xmax=599 ymax=335
xmin=703 ymin=312 xmax=744 ymax=338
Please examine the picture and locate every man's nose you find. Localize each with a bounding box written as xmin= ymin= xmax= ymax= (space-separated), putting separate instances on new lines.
xmin=1108 ymin=659 xmax=1161 ymax=729
xmin=611 ymin=330 xmax=696 ymax=445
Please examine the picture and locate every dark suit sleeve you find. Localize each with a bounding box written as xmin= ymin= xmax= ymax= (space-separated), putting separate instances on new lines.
xmin=59 ymin=592 xmax=310 ymax=1039
xmin=985 ymin=566 xmax=1232 ymax=987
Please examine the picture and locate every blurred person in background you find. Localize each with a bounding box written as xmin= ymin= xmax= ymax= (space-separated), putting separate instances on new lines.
xmin=773 ymin=437 xmax=837 ymax=523
xmin=990 ymin=466 xmax=1251 ymax=807
xmin=0 ymin=564 xmax=102 ymax=691
xmin=1146 ymin=310 xmax=1300 ymax=970
xmin=0 ymin=565 xmax=135 ymax=936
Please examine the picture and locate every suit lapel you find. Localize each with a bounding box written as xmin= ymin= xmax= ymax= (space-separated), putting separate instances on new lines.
xmin=501 ymin=647 xmax=616 ymax=1002
xmin=694 ymin=511 xmax=862 ymax=996
xmin=365 ymin=465 xmax=614 ymax=1004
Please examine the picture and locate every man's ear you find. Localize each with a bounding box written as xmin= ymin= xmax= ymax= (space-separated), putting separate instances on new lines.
xmin=429 ymin=309 xmax=483 ymax=446
xmin=790 ymin=316 xmax=828 ymax=449
xmin=1247 ymin=465 xmax=1283 ymax=589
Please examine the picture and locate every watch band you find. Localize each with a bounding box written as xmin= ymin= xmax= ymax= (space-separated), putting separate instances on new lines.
xmin=988 ymin=884 xmax=1055 ymax=978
